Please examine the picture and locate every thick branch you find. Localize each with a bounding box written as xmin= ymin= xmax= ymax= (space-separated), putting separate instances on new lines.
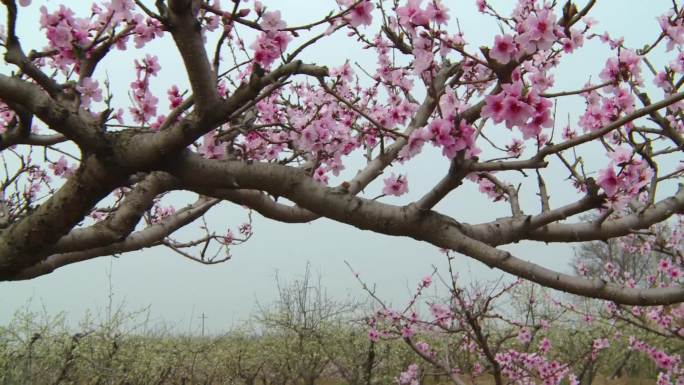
xmin=167 ymin=0 xmax=219 ymax=113
xmin=0 ymin=133 xmax=66 ymax=150
xmin=114 ymin=61 xmax=329 ymax=168
xmin=11 ymin=197 xmax=218 ymax=280
xmin=0 ymin=75 xmax=107 ymax=151
xmin=0 ymin=156 xmax=126 ymax=279
xmin=525 ymin=185 xmax=684 ymax=242
xmin=201 ymin=188 xmax=317 ymax=223
xmin=53 ymin=172 xmax=178 ymax=253
xmin=166 ymin=153 xmax=684 ymax=305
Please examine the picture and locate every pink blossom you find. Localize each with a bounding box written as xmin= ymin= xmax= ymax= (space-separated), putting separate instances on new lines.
xmin=401 ymin=326 xmax=414 ymax=338
xmin=412 ymin=47 xmax=433 ymax=75
xmin=76 ymin=77 xmax=102 ymax=108
xmin=427 ymin=118 xmax=452 ymax=147
xmin=149 ymin=115 xmax=166 ymax=132
xmin=517 ymin=327 xmax=531 ymax=344
xmin=501 ymin=96 xmax=533 ymax=129
xmin=608 ymin=147 xmax=634 ymax=165
xmin=133 ymin=17 xmax=164 ymax=48
xmin=198 ymin=133 xmax=226 ymax=159
xmin=477 ymin=178 xmax=501 ymax=201
xmin=561 ymin=30 xmax=584 ymax=53
xmin=505 ymin=138 xmax=525 ymax=157
xmin=368 ymin=328 xmax=379 ymax=342
xmin=396 ymin=0 xmax=429 ymax=28
xmin=597 ymin=164 xmax=619 ymax=197
xmin=313 ymin=167 xmax=329 ymax=185
xmin=425 ymin=1 xmax=449 ymax=24
xmin=481 ymin=93 xmax=506 ymax=123
xmin=539 ymin=338 xmax=552 ymax=354
xmin=167 ymin=85 xmax=183 ymax=109
xmin=654 ymin=71 xmax=672 ymax=91
xmin=397 ymin=364 xmax=419 ymax=385
xmin=260 ymin=10 xmax=286 ymax=31
xmin=135 ymin=54 xmax=161 ymax=77
xmin=346 ymin=0 xmax=373 ymax=27
xmin=517 ymin=8 xmax=559 ymax=53
xmin=659 ymin=259 xmax=673 ymax=273
xmin=398 ymin=127 xmax=429 ymax=160
xmin=592 ymin=338 xmax=610 ymax=360
xmin=251 ymin=31 xmax=292 ymax=68
xmin=383 ymin=173 xmax=409 ymax=196
xmin=151 ymin=205 xmax=175 ymax=224
xmin=222 ymin=229 xmax=234 ymax=245
xmin=490 ymin=34 xmax=516 ymax=64
xmin=49 ymin=156 xmax=74 ymax=178
xmin=130 ymin=92 xmax=158 ymax=124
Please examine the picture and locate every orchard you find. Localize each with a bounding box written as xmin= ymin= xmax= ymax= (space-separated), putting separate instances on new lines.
xmin=0 ymin=0 xmax=683 ymax=383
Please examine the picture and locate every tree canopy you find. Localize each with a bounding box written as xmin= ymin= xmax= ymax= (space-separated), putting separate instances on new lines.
xmin=0 ymin=0 xmax=681 ymax=307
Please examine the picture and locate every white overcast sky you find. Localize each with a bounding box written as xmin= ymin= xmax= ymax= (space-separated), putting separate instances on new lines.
xmin=0 ymin=1 xmax=678 ymax=333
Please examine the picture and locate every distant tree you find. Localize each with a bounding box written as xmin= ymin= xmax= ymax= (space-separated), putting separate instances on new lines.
xmin=257 ymin=265 xmax=357 ymax=385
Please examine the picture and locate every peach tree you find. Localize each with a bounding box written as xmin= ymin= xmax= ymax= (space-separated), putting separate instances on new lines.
xmin=0 ymin=0 xmax=682 ymax=320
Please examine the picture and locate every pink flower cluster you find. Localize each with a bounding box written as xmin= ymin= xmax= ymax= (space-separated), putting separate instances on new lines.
xmin=76 ymin=77 xmax=102 ymax=109
xmin=399 ymin=117 xmax=480 ymax=161
xmin=150 ymin=204 xmax=175 ymax=224
xmin=496 ymin=350 xmax=570 ymax=385
xmin=471 ymin=175 xmax=505 ymax=202
xmin=578 ymin=86 xmax=635 ymax=133
xmin=630 ymin=337 xmax=682 ymax=377
xmin=489 ymin=5 xmax=582 ymax=64
xmin=37 ymin=2 xmax=162 ymax=74
xmin=515 ymin=8 xmax=560 ymax=54
xmin=167 ymin=85 xmax=184 ymax=109
xmin=48 ymin=155 xmax=76 ymax=178
xmin=198 ymin=133 xmax=227 ymax=160
xmin=0 ymin=102 xmax=16 ymax=134
xmin=129 ymin=55 xmax=161 ymax=124
xmin=396 ymin=0 xmax=449 ymax=29
xmin=596 ymin=148 xmax=654 ymax=208
xmin=337 ymin=0 xmax=374 ymax=27
xmin=599 ymin=49 xmax=642 ymax=84
xmin=517 ymin=327 xmax=532 ymax=344
xmin=591 ymin=338 xmax=610 ymax=360
xmin=374 ymin=36 xmax=414 ymax=90
xmin=251 ymin=10 xmax=291 ymax=69
xmin=383 ymin=173 xmax=409 ymax=196
xmin=39 ymin=5 xmax=88 ymax=72
xmin=397 ymin=363 xmax=420 ymax=385
xmin=482 ymin=79 xmax=553 ymax=139
xmin=24 ymin=167 xmax=50 ymax=200
xmin=657 ymin=259 xmax=684 ymax=282
xmin=658 ymin=10 xmax=684 ymax=51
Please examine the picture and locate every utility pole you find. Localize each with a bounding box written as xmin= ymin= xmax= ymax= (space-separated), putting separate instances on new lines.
xmin=199 ymin=313 xmax=207 ymax=337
